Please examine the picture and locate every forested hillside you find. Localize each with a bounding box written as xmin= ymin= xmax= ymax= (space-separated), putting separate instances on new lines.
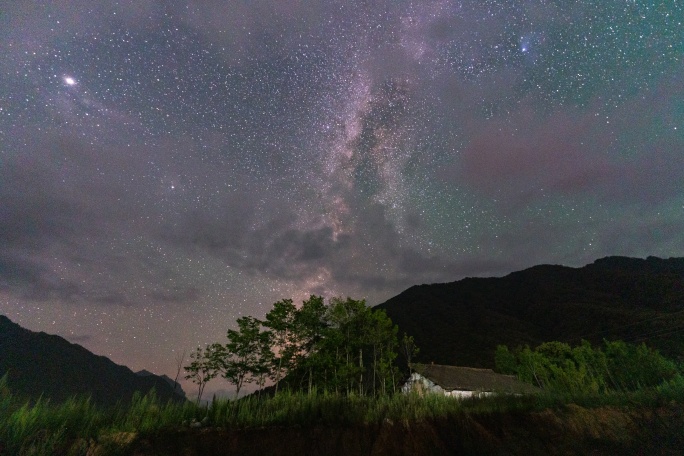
xmin=376 ymin=256 xmax=684 ymax=368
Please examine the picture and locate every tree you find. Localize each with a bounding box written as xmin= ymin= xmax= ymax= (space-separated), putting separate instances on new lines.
xmin=367 ymin=309 xmax=399 ymax=395
xmin=603 ymin=340 xmax=678 ymax=391
xmin=514 ymin=346 xmax=548 ymax=389
xmin=252 ymin=327 xmax=274 ymax=397
xmin=291 ymin=295 xmax=329 ymax=394
xmin=499 ymin=339 xmax=681 ymax=394
xmin=325 ymin=297 xmax=368 ymax=395
xmin=570 ymin=340 xmax=606 ymax=393
xmin=172 ymin=348 xmax=186 ymax=396
xmin=263 ymin=298 xmax=297 ymax=394
xmin=494 ymin=345 xmax=517 ymax=375
xmin=324 ymin=297 xmax=400 ymax=396
xmin=401 ymin=333 xmax=420 ymax=371
xmin=212 ymin=316 xmax=271 ymax=399
xmin=198 ymin=295 xmax=404 ymax=399
xmin=184 ymin=345 xmax=218 ymax=405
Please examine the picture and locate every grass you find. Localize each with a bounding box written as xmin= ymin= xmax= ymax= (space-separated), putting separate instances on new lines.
xmin=2 ymin=374 xmax=684 ymax=455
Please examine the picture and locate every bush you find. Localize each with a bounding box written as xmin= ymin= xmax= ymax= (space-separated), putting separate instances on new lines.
xmin=495 ymin=339 xmax=681 ymax=395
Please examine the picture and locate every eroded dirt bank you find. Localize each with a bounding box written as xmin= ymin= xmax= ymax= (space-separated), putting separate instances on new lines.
xmin=123 ymin=404 xmax=683 ymax=456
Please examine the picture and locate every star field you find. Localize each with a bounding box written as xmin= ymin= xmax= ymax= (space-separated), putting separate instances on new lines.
xmin=1 ymin=1 xmax=682 ymax=395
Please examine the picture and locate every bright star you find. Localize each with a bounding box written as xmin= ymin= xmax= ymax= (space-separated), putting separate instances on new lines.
xmin=64 ymin=77 xmax=76 ymax=86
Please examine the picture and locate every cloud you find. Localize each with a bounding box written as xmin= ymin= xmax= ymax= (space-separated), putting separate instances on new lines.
xmin=148 ymin=287 xmax=202 ymax=304
xmin=0 ymin=154 xmax=87 ymax=251
xmin=67 ymin=334 xmax=93 ymax=344
xmin=597 ymin=218 xmax=684 ymax=257
xmin=453 ymin=107 xmax=613 ymax=197
xmin=440 ymin=101 xmax=684 ymax=210
xmin=0 ymin=1 xmax=161 ymax=60
xmin=0 ymin=255 xmax=82 ymax=302
xmin=92 ymin=293 xmax=131 ymax=307
xmin=87 ymin=286 xmax=202 ymax=307
xmin=161 ymin=193 xmax=499 ymax=296
xmin=397 ymin=249 xmax=513 ymax=280
xmin=0 ymin=130 xmax=202 ymax=306
xmin=164 ymin=207 xmax=352 ymax=282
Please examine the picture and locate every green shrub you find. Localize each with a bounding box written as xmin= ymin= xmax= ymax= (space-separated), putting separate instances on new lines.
xmin=495 ymin=339 xmax=682 ymax=395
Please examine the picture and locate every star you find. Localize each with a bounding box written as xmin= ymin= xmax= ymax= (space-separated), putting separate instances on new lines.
xmin=64 ymin=76 xmax=76 ymax=86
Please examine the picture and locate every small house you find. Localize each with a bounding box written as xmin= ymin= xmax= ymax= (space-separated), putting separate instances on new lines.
xmin=402 ymin=364 xmax=539 ymax=398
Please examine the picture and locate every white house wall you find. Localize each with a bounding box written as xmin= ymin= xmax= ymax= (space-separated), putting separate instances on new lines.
xmin=403 ymin=372 xmax=493 ymax=398
xmin=444 ymin=390 xmax=494 ymax=399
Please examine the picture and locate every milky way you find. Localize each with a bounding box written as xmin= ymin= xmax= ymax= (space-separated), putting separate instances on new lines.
xmin=1 ymin=1 xmax=682 ymax=394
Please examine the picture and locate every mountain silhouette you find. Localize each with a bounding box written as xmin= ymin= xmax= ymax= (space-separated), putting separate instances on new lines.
xmin=375 ymin=256 xmax=684 ymax=368
xmin=0 ymin=315 xmax=185 ymax=407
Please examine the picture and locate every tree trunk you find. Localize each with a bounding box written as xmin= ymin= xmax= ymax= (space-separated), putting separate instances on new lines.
xmin=275 ymin=356 xmax=283 ymax=395
xmin=334 ymin=347 xmax=339 ymax=395
xmin=197 ymin=382 xmax=204 ymax=406
xmin=235 ymin=375 xmax=243 ymax=400
xmin=359 ymin=348 xmax=363 ymax=396
xmin=373 ymin=345 xmax=377 ymax=396
xmin=346 ymin=351 xmax=351 ymax=395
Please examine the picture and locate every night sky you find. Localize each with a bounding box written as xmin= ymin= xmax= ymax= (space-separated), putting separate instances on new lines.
xmin=1 ymin=1 xmax=683 ymax=395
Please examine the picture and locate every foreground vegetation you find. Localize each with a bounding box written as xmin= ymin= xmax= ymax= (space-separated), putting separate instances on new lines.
xmin=2 ymin=371 xmax=684 ymax=455
xmin=4 ymin=292 xmax=683 ymax=455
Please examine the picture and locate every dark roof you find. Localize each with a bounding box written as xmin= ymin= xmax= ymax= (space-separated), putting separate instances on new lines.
xmin=412 ymin=364 xmax=539 ymax=394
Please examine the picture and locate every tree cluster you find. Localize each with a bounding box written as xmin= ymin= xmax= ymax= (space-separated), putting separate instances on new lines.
xmin=185 ymin=296 xmax=407 ymax=403
xmin=495 ymin=339 xmax=681 ymax=394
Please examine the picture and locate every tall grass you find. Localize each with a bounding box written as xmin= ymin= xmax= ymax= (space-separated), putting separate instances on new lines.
xmin=204 ymin=389 xmax=468 ymax=428
xmin=0 ymin=375 xmax=105 ymax=455
xmin=2 ymin=373 xmax=684 ymax=455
